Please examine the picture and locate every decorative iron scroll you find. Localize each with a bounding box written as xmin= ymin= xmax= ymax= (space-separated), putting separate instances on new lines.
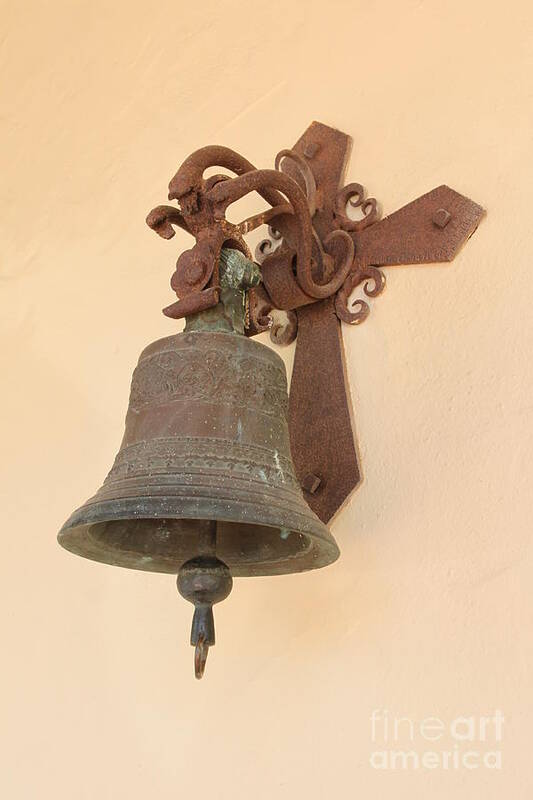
xmin=146 ymin=133 xmax=384 ymax=335
xmin=147 ymin=121 xmax=484 ymax=523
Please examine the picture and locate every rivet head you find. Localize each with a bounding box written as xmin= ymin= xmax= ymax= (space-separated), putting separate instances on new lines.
xmin=433 ymin=208 xmax=452 ymax=228
xmin=302 ymin=473 xmax=321 ymax=494
xmin=303 ymin=142 xmax=320 ymax=159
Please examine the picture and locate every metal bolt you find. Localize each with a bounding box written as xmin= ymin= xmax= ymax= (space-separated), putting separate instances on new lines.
xmin=303 ymin=142 xmax=320 ymax=159
xmin=433 ymin=208 xmax=452 ymax=228
xmin=302 ymin=473 xmax=321 ymax=494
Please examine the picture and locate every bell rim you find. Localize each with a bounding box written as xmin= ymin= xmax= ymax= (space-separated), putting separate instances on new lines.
xmin=58 ymin=494 xmax=339 ymax=577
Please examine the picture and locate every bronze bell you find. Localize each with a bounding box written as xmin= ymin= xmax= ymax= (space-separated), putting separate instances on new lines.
xmin=58 ymin=251 xmax=339 ymax=677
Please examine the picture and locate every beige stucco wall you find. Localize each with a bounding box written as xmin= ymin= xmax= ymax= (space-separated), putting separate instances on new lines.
xmin=2 ymin=1 xmax=532 ymax=797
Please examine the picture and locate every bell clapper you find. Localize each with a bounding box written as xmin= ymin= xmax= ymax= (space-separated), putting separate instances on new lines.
xmin=177 ymin=522 xmax=233 ymax=679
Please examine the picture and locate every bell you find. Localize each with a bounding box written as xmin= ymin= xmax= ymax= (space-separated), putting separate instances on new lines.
xmin=58 ymin=264 xmax=339 ymax=676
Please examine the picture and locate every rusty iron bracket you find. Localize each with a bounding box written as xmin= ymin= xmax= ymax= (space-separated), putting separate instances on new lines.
xmin=147 ymin=121 xmax=484 ymax=524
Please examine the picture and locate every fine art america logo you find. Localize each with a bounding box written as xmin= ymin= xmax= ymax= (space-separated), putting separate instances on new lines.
xmin=370 ymin=710 xmax=504 ymax=770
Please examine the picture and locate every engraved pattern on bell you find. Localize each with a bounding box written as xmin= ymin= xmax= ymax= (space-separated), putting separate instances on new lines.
xmin=105 ymin=437 xmax=300 ymax=491
xmin=128 ymin=334 xmax=288 ymax=416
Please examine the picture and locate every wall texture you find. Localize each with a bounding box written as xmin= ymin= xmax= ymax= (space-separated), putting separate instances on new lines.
xmin=2 ymin=1 xmax=532 ymax=797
